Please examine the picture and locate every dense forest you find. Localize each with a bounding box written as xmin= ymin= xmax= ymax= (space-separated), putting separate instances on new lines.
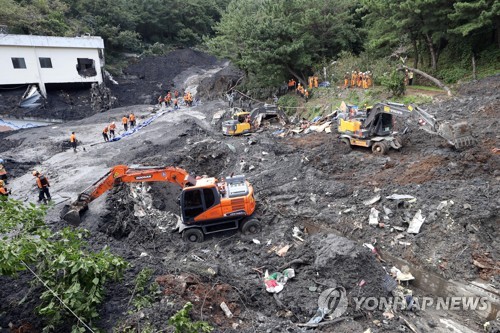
xmin=1 ymin=0 xmax=499 ymax=85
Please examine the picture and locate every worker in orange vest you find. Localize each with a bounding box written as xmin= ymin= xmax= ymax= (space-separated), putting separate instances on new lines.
xmin=296 ymin=83 xmax=302 ymax=95
xmin=164 ymin=92 xmax=171 ymax=106
xmin=357 ymin=72 xmax=363 ymax=88
xmin=351 ymin=71 xmax=356 ymax=88
xmin=344 ymin=72 xmax=349 ymax=89
xmin=313 ymin=76 xmax=318 ymax=88
xmin=304 ymin=89 xmax=309 ymax=102
xmin=122 ymin=115 xmax=129 ymax=131
xmin=70 ymin=132 xmax=77 ymax=152
xmin=308 ymin=77 xmax=313 ymax=90
xmin=0 ymin=179 xmax=10 ymax=197
xmin=0 ymin=164 xmax=7 ymax=184
xmin=102 ymin=126 xmax=109 ymax=142
xmin=109 ymin=122 xmax=116 ymax=139
xmin=129 ymin=113 xmax=136 ymax=129
xmin=33 ymin=170 xmax=51 ymax=203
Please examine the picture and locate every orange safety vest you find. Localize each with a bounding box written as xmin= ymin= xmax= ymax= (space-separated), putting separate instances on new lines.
xmin=109 ymin=123 xmax=116 ymax=130
xmin=103 ymin=126 xmax=108 ymax=133
xmin=122 ymin=117 xmax=128 ymax=124
xmin=0 ymin=187 xmax=7 ymax=196
xmin=36 ymin=175 xmax=49 ymax=188
xmin=129 ymin=114 xmax=135 ymax=122
xmin=70 ymin=134 xmax=76 ymax=143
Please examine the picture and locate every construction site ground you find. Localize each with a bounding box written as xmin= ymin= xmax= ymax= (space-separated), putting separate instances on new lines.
xmin=0 ymin=50 xmax=499 ymax=333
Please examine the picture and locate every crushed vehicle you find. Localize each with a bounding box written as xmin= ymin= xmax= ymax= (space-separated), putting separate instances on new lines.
xmin=61 ymin=165 xmax=259 ymax=242
xmin=337 ymin=101 xmax=475 ymax=154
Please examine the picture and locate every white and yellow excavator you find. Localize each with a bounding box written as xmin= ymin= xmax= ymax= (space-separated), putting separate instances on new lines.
xmin=338 ymin=101 xmax=475 ymax=154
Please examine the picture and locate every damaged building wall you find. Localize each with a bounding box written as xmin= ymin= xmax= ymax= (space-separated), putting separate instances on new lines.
xmin=0 ymin=35 xmax=104 ymax=97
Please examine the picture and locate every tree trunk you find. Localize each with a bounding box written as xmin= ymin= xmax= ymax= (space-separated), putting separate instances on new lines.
xmin=424 ymin=33 xmax=437 ymax=71
xmin=412 ymin=38 xmax=419 ymax=68
xmin=472 ymin=54 xmax=477 ymax=80
xmin=496 ymin=19 xmax=500 ymax=49
xmin=401 ymin=65 xmax=452 ymax=96
xmin=286 ymin=65 xmax=305 ymax=87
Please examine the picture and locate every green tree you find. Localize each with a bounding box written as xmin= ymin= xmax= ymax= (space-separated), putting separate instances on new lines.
xmin=361 ymin=0 xmax=454 ymax=71
xmin=449 ymin=0 xmax=500 ymax=48
xmin=206 ymin=0 xmax=361 ymax=86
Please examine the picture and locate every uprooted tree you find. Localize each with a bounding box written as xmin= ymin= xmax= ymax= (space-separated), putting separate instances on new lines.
xmin=0 ymin=198 xmax=128 ymax=333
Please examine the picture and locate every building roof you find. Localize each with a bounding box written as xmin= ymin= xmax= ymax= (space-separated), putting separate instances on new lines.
xmin=0 ymin=34 xmax=104 ymax=49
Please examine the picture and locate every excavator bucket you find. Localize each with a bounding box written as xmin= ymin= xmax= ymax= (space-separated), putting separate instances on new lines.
xmin=60 ymin=203 xmax=88 ymax=226
xmin=437 ymin=121 xmax=475 ymax=149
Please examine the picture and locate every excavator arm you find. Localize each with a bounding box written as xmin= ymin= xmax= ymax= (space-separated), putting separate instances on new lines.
xmin=365 ymin=102 xmax=475 ymax=148
xmin=62 ymin=165 xmax=196 ymax=225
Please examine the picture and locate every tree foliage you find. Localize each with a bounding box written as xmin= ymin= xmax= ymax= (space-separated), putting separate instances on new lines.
xmin=0 ymin=0 xmax=231 ymax=52
xmin=0 ymin=199 xmax=128 ymax=332
xmin=206 ymin=0 xmax=362 ymax=86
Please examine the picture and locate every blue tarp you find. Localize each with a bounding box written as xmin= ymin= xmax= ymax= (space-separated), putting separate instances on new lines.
xmin=109 ymin=106 xmax=175 ymax=142
xmin=0 ymin=119 xmax=40 ymax=130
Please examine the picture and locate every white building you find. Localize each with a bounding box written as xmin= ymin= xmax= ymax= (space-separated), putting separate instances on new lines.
xmin=0 ymin=34 xmax=105 ymax=97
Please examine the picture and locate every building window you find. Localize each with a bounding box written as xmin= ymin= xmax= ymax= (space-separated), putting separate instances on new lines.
xmin=12 ymin=57 xmax=26 ymax=69
xmin=39 ymin=57 xmax=52 ymax=68
xmin=76 ymin=58 xmax=97 ymax=77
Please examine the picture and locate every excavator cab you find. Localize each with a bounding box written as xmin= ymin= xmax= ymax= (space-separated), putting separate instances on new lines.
xmin=181 ymin=186 xmax=220 ymax=223
xmin=369 ymin=112 xmax=393 ymax=137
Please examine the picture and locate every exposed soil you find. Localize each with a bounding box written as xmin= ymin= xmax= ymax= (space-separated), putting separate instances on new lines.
xmin=0 ymin=52 xmax=498 ymax=333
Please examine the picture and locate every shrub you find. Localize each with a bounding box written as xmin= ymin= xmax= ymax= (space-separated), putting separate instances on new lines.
xmin=0 ymin=199 xmax=128 ymax=332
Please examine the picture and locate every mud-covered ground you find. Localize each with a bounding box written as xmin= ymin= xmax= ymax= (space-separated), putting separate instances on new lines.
xmin=0 ymin=56 xmax=498 ymax=333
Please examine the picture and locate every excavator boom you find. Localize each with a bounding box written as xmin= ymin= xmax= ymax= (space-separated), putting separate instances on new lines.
xmin=62 ymin=165 xmax=196 ymax=225
xmin=370 ymin=102 xmax=475 ymax=148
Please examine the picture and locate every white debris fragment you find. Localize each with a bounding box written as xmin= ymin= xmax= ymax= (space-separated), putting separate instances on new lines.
xmin=407 ymin=210 xmax=426 ymax=234
xmin=252 ymin=239 xmax=261 ymax=245
xmin=386 ymin=194 xmax=416 ymax=201
xmin=363 ymin=195 xmax=381 ymax=206
xmin=249 ymin=165 xmax=255 ymax=171
xmin=369 ymin=207 xmax=380 ymax=226
xmin=437 ymin=200 xmax=453 ymax=210
xmin=310 ymin=194 xmax=317 ymax=203
xmin=262 ymin=151 xmax=269 ymax=155
xmin=220 ymin=302 xmax=233 ymax=318
xmin=363 ymin=243 xmax=375 ymax=251
xmin=140 ymin=252 xmax=148 ymax=257
xmin=383 ymin=206 xmax=393 ymax=216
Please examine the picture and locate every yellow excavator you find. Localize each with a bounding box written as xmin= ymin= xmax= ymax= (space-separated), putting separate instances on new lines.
xmin=338 ymin=102 xmax=475 ymax=154
xmin=61 ymin=165 xmax=259 ymax=242
xmin=222 ymin=105 xmax=289 ymax=136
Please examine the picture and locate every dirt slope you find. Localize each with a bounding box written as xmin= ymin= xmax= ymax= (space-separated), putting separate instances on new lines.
xmin=0 ymin=64 xmax=498 ymax=332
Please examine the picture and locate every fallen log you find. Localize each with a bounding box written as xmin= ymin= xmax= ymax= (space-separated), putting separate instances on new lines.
xmin=400 ymin=65 xmax=452 ymax=96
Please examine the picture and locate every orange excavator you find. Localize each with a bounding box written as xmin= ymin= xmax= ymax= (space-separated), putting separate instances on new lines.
xmin=61 ymin=165 xmax=259 ymax=242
